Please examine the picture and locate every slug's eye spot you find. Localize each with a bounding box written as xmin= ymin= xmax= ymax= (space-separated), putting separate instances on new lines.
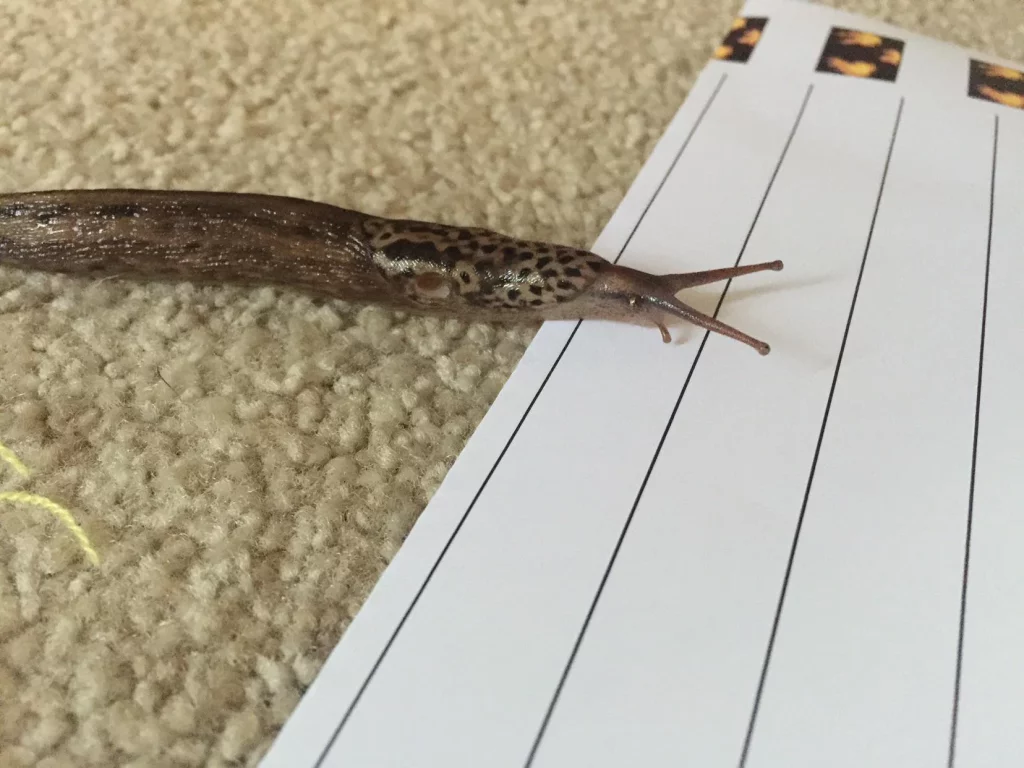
xmin=413 ymin=271 xmax=451 ymax=300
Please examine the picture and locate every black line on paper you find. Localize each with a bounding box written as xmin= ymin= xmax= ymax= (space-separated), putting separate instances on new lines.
xmin=308 ymin=70 xmax=730 ymax=768
xmin=522 ymin=81 xmax=816 ymax=768
xmin=737 ymin=95 xmax=905 ymax=767
xmin=947 ymin=112 xmax=998 ymax=768
xmin=610 ymin=72 xmax=731 ymax=267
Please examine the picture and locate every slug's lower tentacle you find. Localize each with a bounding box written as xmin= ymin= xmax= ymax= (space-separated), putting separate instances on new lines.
xmin=646 ymin=293 xmax=772 ymax=355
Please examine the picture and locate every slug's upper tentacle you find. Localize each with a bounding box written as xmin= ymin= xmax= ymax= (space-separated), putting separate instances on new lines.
xmin=659 ymin=260 xmax=784 ymax=292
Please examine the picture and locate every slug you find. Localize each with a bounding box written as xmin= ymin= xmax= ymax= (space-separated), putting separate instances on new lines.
xmin=0 ymin=188 xmax=782 ymax=354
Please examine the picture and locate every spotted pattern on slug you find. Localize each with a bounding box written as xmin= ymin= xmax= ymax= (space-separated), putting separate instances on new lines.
xmin=362 ymin=218 xmax=608 ymax=311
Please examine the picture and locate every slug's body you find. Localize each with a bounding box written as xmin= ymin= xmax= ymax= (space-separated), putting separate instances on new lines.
xmin=0 ymin=188 xmax=782 ymax=353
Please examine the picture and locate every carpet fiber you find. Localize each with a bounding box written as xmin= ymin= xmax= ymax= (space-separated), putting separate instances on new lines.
xmin=1 ymin=0 xmax=1022 ymax=765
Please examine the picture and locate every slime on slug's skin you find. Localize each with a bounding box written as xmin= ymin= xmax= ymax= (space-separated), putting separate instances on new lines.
xmin=0 ymin=189 xmax=782 ymax=354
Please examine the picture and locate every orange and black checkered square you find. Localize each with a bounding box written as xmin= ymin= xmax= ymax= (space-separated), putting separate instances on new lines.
xmin=815 ymin=27 xmax=904 ymax=82
xmin=712 ymin=16 xmax=768 ymax=64
xmin=968 ymin=59 xmax=1024 ymax=110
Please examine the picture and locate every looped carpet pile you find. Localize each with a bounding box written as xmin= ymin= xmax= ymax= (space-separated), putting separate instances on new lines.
xmin=1 ymin=0 xmax=1023 ymax=765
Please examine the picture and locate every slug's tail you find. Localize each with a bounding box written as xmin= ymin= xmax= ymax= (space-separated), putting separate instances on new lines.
xmin=0 ymin=188 xmax=388 ymax=301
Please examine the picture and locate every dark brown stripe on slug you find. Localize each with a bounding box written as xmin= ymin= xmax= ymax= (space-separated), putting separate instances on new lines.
xmin=142 ymin=204 xmax=344 ymax=244
xmin=0 ymin=203 xmax=34 ymax=218
xmin=96 ymin=203 xmax=143 ymax=218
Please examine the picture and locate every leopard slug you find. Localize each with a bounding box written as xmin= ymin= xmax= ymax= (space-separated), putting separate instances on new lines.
xmin=0 ymin=188 xmax=782 ymax=353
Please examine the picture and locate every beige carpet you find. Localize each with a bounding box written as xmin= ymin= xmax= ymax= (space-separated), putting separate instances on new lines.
xmin=1 ymin=0 xmax=1022 ymax=765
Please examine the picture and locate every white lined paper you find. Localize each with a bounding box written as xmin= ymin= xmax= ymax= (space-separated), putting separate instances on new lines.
xmin=954 ymin=108 xmax=1024 ymax=767
xmin=260 ymin=2 xmax=1024 ymax=766
xmin=526 ymin=81 xmax=904 ymax=768
xmin=742 ymin=87 xmax=994 ymax=768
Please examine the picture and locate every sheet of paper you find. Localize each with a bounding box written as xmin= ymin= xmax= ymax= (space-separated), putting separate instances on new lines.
xmin=260 ymin=1 xmax=1024 ymax=765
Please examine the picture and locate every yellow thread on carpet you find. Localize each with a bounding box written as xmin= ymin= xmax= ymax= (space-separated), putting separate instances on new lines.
xmin=0 ymin=441 xmax=30 ymax=478
xmin=0 ymin=441 xmax=99 ymax=566
xmin=0 ymin=491 xmax=100 ymax=566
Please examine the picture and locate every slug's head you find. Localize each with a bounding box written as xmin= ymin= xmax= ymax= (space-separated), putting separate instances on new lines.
xmin=562 ymin=259 xmax=784 ymax=354
xmin=360 ymin=216 xmax=782 ymax=354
